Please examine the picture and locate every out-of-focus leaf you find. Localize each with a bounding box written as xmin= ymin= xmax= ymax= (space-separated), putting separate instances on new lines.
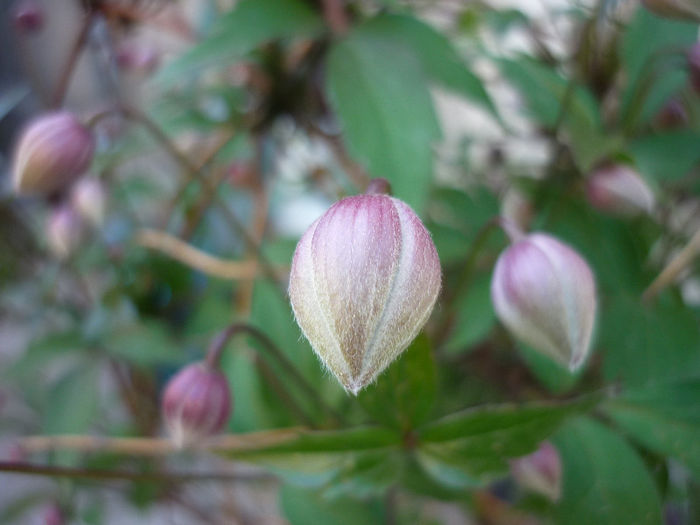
xmin=620 ymin=8 xmax=696 ymax=126
xmin=518 ymin=343 xmax=581 ymax=394
xmin=554 ymin=417 xmax=663 ymax=525
xmin=604 ymin=377 xmax=700 ymax=478
xmin=156 ymin=0 xmax=323 ymax=83
xmin=443 ymin=270 xmax=496 ymax=355
xmin=415 ymin=396 xmax=599 ymax=487
xmin=627 ymin=131 xmax=700 ymax=182
xmin=7 ymin=330 xmax=83 ymax=380
xmin=0 ymin=85 xmax=29 ymax=121
xmin=359 ymin=334 xmax=436 ymax=430
xmin=43 ymin=364 xmax=100 ymax=435
xmin=600 ymin=294 xmax=700 ymax=387
xmin=326 ymin=28 xmax=441 ymax=213
xmin=280 ymin=484 xmax=384 ymax=525
xmin=499 ymin=58 xmax=613 ymax=171
xmin=102 ymin=321 xmax=180 ymax=366
xmin=360 ymin=14 xmax=499 ymax=120
xmin=323 ymin=451 xmax=403 ymax=498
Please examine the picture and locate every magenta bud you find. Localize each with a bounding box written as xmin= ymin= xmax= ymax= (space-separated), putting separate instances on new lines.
xmin=13 ymin=0 xmax=44 ymax=33
xmin=115 ymin=44 xmax=160 ymax=74
xmin=491 ymin=233 xmax=596 ymax=371
xmin=12 ymin=112 xmax=95 ymax=196
xmin=510 ymin=442 xmax=562 ymax=502
xmin=46 ymin=205 xmax=84 ymax=259
xmin=586 ymin=164 xmax=655 ymax=217
xmin=289 ymin=189 xmax=442 ymax=394
xmin=161 ymin=362 xmax=232 ymax=448
xmin=70 ymin=177 xmax=106 ymax=226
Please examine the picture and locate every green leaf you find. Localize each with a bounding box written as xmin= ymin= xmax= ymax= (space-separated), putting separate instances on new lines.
xmin=102 ymin=321 xmax=181 ymax=366
xmin=43 ymin=364 xmax=100 ymax=435
xmin=323 ymin=451 xmax=403 ymax=498
xmin=156 ymin=0 xmax=323 ymax=83
xmin=554 ymin=417 xmax=663 ymax=525
xmin=443 ymin=270 xmax=496 ymax=355
xmin=358 ymin=333 xmax=436 ymax=430
xmin=7 ymin=330 xmax=83 ymax=380
xmin=499 ymin=58 xmax=613 ymax=171
xmin=603 ymin=377 xmax=700 ymax=478
xmin=415 ymin=396 xmax=599 ymax=487
xmin=280 ymin=484 xmax=384 ymax=525
xmin=518 ymin=343 xmax=581 ymax=394
xmin=360 ymin=14 xmax=499 ymax=120
xmin=627 ymin=131 xmax=700 ymax=182
xmin=326 ymin=27 xmax=441 ymax=212
xmin=619 ymin=8 xmax=697 ymax=126
xmin=599 ymin=294 xmax=700 ymax=387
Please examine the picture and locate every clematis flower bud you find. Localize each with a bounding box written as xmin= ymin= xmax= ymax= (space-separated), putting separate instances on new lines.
xmin=289 ymin=179 xmax=441 ymax=395
xmin=510 ymin=441 xmax=562 ymax=502
xmin=12 ymin=0 xmax=44 ymax=33
xmin=46 ymin=205 xmax=84 ymax=259
xmin=12 ymin=112 xmax=95 ymax=196
xmin=586 ymin=164 xmax=655 ymax=217
xmin=161 ymin=362 xmax=232 ymax=448
xmin=491 ymin=231 xmax=596 ymax=371
xmin=71 ymin=177 xmax=106 ymax=226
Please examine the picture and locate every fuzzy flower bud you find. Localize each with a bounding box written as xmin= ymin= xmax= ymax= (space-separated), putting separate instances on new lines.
xmin=46 ymin=205 xmax=83 ymax=259
xmin=510 ymin=441 xmax=562 ymax=502
xmin=71 ymin=177 xmax=106 ymax=226
xmin=161 ymin=362 xmax=232 ymax=448
xmin=586 ymin=164 xmax=655 ymax=217
xmin=289 ymin=181 xmax=441 ymax=395
xmin=12 ymin=112 xmax=95 ymax=196
xmin=491 ymin=232 xmax=596 ymax=371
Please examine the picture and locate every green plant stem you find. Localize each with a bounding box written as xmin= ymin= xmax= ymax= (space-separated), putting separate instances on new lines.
xmin=0 ymin=462 xmax=272 ymax=484
xmin=205 ymin=323 xmax=344 ymax=425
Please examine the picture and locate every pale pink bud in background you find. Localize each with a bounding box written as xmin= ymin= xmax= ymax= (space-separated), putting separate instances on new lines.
xmin=501 ymin=186 xmax=534 ymax=233
xmin=71 ymin=177 xmax=106 ymax=226
xmin=161 ymin=362 xmax=232 ymax=448
xmin=12 ymin=0 xmax=44 ymax=33
xmin=12 ymin=112 xmax=95 ymax=196
xmin=586 ymin=164 xmax=655 ymax=217
xmin=115 ymin=44 xmax=160 ymax=74
xmin=46 ymin=205 xmax=84 ymax=260
xmin=510 ymin=442 xmax=562 ymax=502
xmin=491 ymin=233 xmax=596 ymax=371
xmin=641 ymin=0 xmax=700 ymax=21
xmin=289 ymin=181 xmax=441 ymax=394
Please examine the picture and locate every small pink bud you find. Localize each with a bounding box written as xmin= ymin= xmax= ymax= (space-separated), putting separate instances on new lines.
xmin=289 ymin=181 xmax=441 ymax=394
xmin=641 ymin=0 xmax=700 ymax=21
xmin=586 ymin=164 xmax=655 ymax=217
xmin=510 ymin=442 xmax=562 ymax=502
xmin=71 ymin=177 xmax=106 ymax=226
xmin=115 ymin=44 xmax=160 ymax=74
xmin=491 ymin=232 xmax=596 ymax=371
xmin=161 ymin=362 xmax=232 ymax=448
xmin=12 ymin=112 xmax=95 ymax=196
xmin=13 ymin=0 xmax=44 ymax=33
xmin=46 ymin=205 xmax=84 ymax=259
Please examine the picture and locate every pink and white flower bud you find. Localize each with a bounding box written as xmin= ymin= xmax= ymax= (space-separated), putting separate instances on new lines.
xmin=511 ymin=441 xmax=562 ymax=502
xmin=71 ymin=177 xmax=106 ymax=226
xmin=161 ymin=362 xmax=232 ymax=448
xmin=12 ymin=0 xmax=44 ymax=33
xmin=46 ymin=205 xmax=84 ymax=259
xmin=289 ymin=182 xmax=441 ymax=395
xmin=12 ymin=112 xmax=95 ymax=196
xmin=491 ymin=232 xmax=596 ymax=371
xmin=586 ymin=164 xmax=655 ymax=217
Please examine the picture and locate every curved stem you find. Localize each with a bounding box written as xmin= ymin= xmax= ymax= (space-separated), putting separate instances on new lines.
xmin=643 ymin=227 xmax=700 ymax=303
xmin=51 ymin=10 xmax=94 ymax=108
xmin=205 ymin=323 xmax=343 ymax=424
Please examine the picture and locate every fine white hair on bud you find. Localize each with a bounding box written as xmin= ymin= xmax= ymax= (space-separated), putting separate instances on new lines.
xmin=12 ymin=111 xmax=95 ymax=196
xmin=491 ymin=232 xmax=596 ymax=372
xmin=510 ymin=441 xmax=562 ymax=502
xmin=586 ymin=164 xmax=655 ymax=217
xmin=161 ymin=362 xmax=232 ymax=449
xmin=289 ymin=187 xmax=441 ymax=395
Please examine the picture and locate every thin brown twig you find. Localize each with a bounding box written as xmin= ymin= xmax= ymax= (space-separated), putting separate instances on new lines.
xmin=643 ymin=228 xmax=700 ymax=303
xmin=51 ymin=11 xmax=94 ymax=108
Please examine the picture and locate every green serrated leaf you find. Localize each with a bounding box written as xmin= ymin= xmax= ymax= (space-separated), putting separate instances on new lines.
xmin=360 ymin=14 xmax=500 ymax=121
xmin=326 ymin=29 xmax=441 ymax=213
xmin=156 ymin=0 xmax=323 ymax=84
xmin=603 ymin=377 xmax=700 ymax=478
xmin=554 ymin=417 xmax=663 ymax=525
xmin=358 ymin=333 xmax=436 ymax=430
